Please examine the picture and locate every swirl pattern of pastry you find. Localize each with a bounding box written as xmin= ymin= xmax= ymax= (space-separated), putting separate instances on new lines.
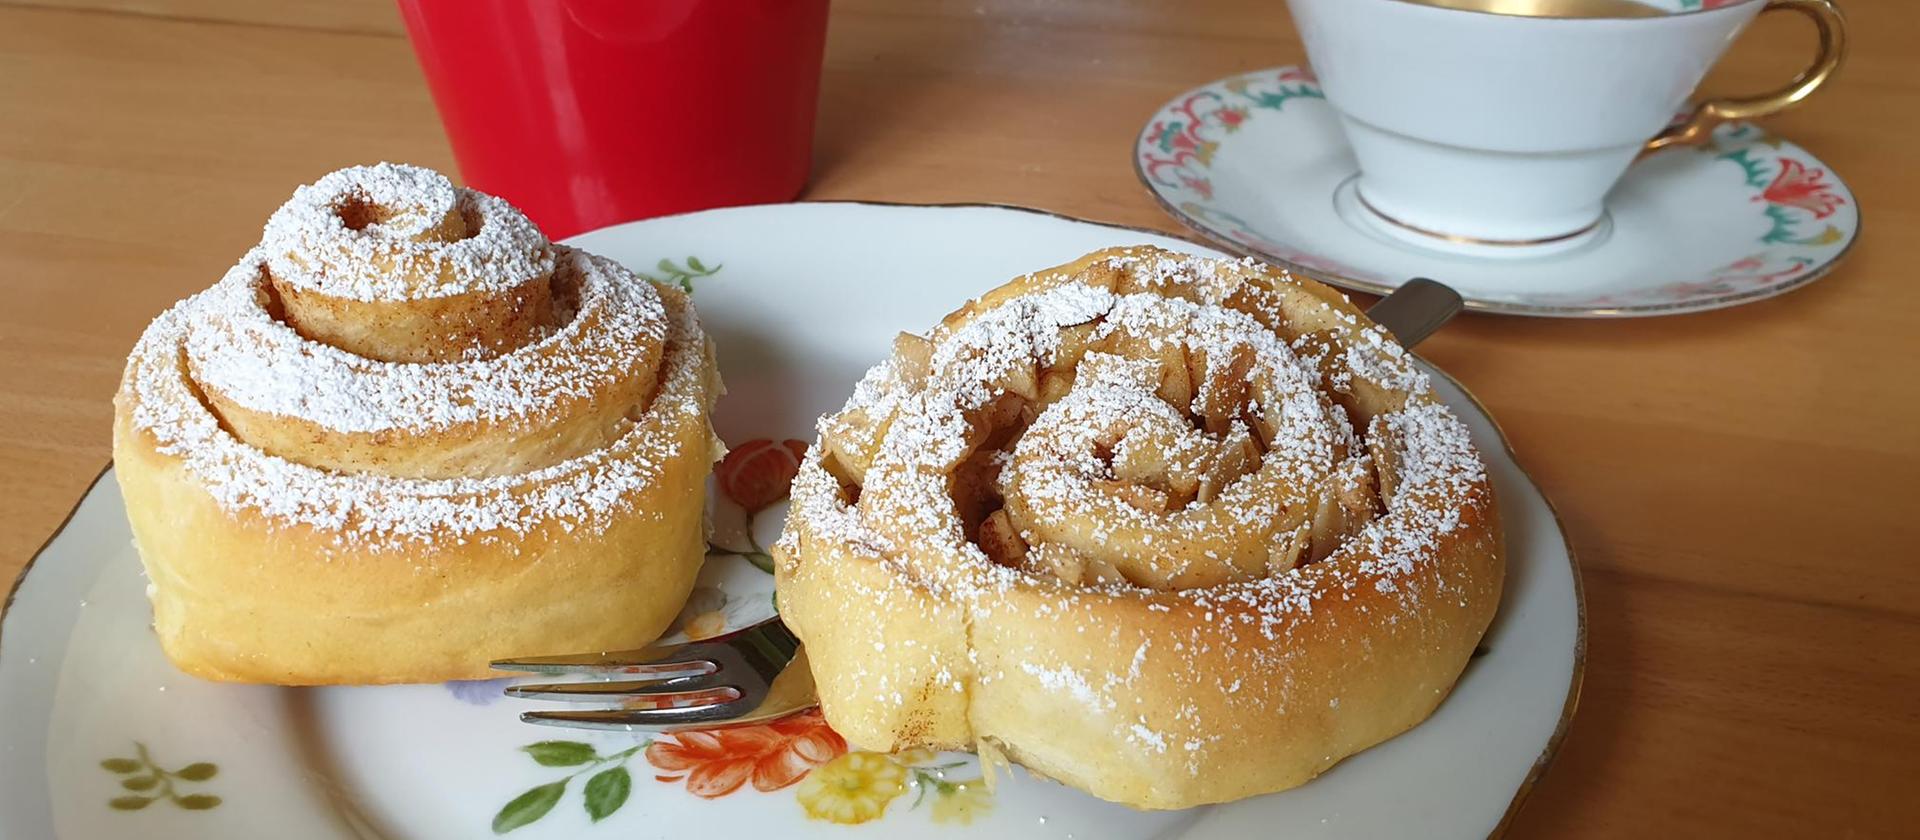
xmin=113 ymin=164 xmax=720 ymax=685
xmin=774 ymin=246 xmax=1502 ymax=809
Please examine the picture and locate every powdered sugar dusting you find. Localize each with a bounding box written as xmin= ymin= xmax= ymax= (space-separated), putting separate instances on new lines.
xmin=1019 ymin=661 xmax=1115 ymax=711
xmin=119 ymin=166 xmax=713 ymax=545
xmin=188 ymin=247 xmax=664 ymax=435
xmin=780 ymin=246 xmax=1496 ymax=740
xmin=260 ymin=163 xmax=552 ymax=302
xmin=125 ymin=285 xmax=708 ymax=543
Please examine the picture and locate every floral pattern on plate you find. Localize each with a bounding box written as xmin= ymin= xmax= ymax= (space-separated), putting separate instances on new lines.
xmin=8 ymin=210 xmax=1582 ymax=839
xmin=482 ymin=425 xmax=999 ymax=833
xmin=1135 ymin=66 xmax=1860 ymax=317
xmin=636 ymin=710 xmax=993 ymax=828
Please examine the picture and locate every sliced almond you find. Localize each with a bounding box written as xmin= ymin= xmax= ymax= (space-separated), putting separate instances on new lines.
xmin=1083 ymin=556 xmax=1132 ymax=587
xmin=976 ymin=392 xmax=1030 ymax=451
xmin=1111 ymin=425 xmax=1176 ymax=485
xmin=1026 ymin=542 xmax=1088 ymax=585
xmin=1266 ymin=521 xmax=1309 ymax=574
xmin=1156 ymin=344 xmax=1193 ymax=410
xmin=1003 ymin=359 xmax=1040 ymax=401
xmin=1365 ymin=415 xmax=1403 ymax=511
xmin=1097 ymin=480 xmax=1171 ymax=515
xmin=1197 ymin=425 xmax=1260 ymax=504
xmin=890 ymin=332 xmax=934 ymax=389
xmin=1192 ymin=342 xmax=1254 ymax=435
xmin=976 ymin=508 xmax=1029 ymax=568
xmin=1248 ymin=396 xmax=1288 ymax=451
xmin=1053 ymin=322 xmax=1100 ymax=371
xmin=821 ymin=412 xmax=875 ymax=485
xmin=1037 ymin=369 xmax=1075 ymax=406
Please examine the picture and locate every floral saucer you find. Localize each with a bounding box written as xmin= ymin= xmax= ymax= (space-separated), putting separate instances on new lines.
xmin=0 ymin=203 xmax=1582 ymax=838
xmin=1136 ymin=65 xmax=1861 ymax=317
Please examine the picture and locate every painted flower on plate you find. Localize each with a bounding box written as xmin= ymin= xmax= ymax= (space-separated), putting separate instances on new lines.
xmin=929 ymin=779 xmax=992 ymax=825
xmin=1181 ymin=174 xmax=1215 ymax=201
xmin=683 ymin=610 xmax=727 ymax=641
xmin=796 ymin=752 xmax=909 ymax=824
xmin=445 ymin=677 xmax=512 ymax=706
xmin=1216 ymin=105 xmax=1249 ymax=131
xmin=668 ymin=585 xmax=730 ymax=641
xmin=645 ymin=709 xmax=845 ymax=797
xmin=1759 ymin=158 xmax=1845 ymax=219
xmin=716 ymin=438 xmax=809 ymax=513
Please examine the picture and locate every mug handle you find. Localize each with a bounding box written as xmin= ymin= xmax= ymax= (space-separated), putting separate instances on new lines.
xmin=1643 ymin=0 xmax=1847 ymax=153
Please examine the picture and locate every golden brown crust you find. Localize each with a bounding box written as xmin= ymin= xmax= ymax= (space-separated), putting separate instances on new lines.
xmin=111 ymin=393 xmax=711 ymax=684
xmin=774 ymin=246 xmax=1502 ymax=808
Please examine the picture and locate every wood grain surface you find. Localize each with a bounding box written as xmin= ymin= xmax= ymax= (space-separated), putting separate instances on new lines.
xmin=1 ymin=0 xmax=1914 ymax=835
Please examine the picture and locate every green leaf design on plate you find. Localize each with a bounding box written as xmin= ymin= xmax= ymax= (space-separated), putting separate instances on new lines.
xmin=100 ymin=742 xmax=221 ymax=812
xmin=522 ymin=740 xmax=599 ymax=767
xmin=743 ymin=550 xmax=776 ymax=574
xmin=494 ymin=741 xmax=644 ymax=832
xmin=635 ymin=255 xmax=724 ymax=293
xmin=174 ymin=762 xmax=218 ymax=781
xmin=493 ymin=781 xmax=567 ymax=834
xmin=583 ymin=767 xmax=632 ymax=822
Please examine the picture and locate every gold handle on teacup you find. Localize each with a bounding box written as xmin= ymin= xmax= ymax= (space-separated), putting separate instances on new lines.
xmin=1644 ymin=0 xmax=1846 ymax=153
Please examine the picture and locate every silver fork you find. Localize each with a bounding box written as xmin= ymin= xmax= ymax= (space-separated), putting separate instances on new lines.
xmin=492 ymin=619 xmax=817 ymax=732
xmin=494 ymin=277 xmax=1463 ymax=733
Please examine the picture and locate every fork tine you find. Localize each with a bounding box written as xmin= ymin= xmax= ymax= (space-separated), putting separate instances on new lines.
xmin=520 ymin=701 xmax=806 ymax=733
xmin=520 ymin=702 xmax=749 ymax=732
xmin=505 ymin=679 xmax=737 ymax=702
xmin=500 ymin=618 xmax=816 ymax=732
xmin=490 ymin=648 xmax=715 ymax=677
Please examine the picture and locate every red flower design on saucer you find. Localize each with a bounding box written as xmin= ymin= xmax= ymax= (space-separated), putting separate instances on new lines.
xmin=1758 ymin=158 xmax=1845 ymax=219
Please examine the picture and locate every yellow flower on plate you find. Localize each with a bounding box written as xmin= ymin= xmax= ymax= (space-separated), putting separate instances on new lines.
xmin=891 ymin=748 xmax=938 ymax=766
xmin=684 ymin=610 xmax=726 ymax=641
xmin=929 ymin=779 xmax=992 ymax=825
xmin=796 ymin=752 xmax=907 ymax=824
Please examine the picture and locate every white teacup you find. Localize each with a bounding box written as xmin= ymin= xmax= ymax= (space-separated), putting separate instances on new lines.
xmin=1287 ymin=0 xmax=1846 ymax=256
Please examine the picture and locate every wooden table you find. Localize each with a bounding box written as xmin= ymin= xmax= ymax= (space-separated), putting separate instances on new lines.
xmin=2 ymin=0 xmax=1913 ymax=835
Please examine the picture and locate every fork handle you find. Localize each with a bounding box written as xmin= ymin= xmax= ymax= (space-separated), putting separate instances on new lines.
xmin=1366 ymin=278 xmax=1463 ymax=348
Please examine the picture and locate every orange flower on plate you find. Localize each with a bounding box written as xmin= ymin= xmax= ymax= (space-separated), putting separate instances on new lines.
xmin=645 ymin=708 xmax=845 ymax=798
xmin=716 ymin=438 xmax=809 ymax=513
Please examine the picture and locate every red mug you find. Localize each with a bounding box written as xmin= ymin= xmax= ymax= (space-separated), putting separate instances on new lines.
xmin=396 ymin=0 xmax=831 ymax=239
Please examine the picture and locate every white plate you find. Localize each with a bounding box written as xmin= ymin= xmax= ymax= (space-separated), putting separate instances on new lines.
xmin=1135 ymin=66 xmax=1861 ymax=317
xmin=0 ymin=203 xmax=1583 ymax=839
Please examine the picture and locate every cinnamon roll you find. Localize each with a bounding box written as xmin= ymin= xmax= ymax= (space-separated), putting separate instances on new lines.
xmin=773 ymin=246 xmax=1502 ymax=808
xmin=112 ymin=164 xmax=721 ymax=685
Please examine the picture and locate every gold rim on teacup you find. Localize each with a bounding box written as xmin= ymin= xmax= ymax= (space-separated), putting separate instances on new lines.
xmin=1353 ymin=185 xmax=1607 ymax=248
xmin=1403 ymin=0 xmax=1675 ymax=18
